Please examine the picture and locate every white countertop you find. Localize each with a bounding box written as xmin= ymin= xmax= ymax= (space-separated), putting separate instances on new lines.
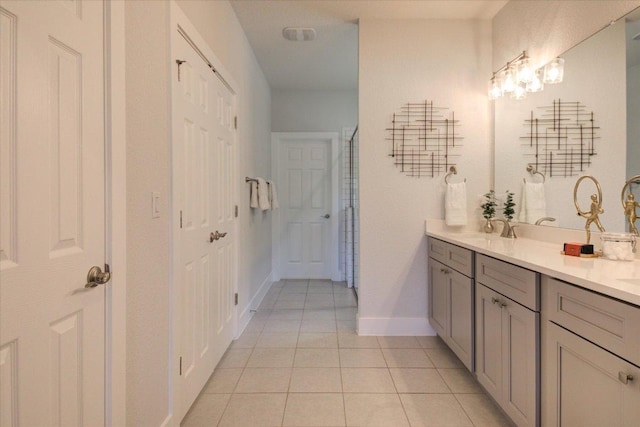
xmin=425 ymin=220 xmax=640 ymax=306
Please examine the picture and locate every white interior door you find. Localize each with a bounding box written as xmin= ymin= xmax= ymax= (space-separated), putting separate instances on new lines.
xmin=173 ymin=29 xmax=237 ymax=421
xmin=277 ymin=134 xmax=337 ymax=279
xmin=0 ymin=1 xmax=106 ymax=425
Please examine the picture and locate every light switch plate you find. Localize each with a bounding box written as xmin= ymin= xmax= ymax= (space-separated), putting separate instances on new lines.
xmin=152 ymin=192 xmax=161 ymax=218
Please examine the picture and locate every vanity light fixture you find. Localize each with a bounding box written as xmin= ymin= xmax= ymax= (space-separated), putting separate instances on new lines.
xmin=488 ymin=73 xmax=502 ymax=100
xmin=543 ymin=57 xmax=565 ymax=84
xmin=488 ymin=51 xmax=564 ymax=100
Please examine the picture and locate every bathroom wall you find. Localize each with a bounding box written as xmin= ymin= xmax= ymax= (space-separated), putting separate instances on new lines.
xmin=492 ymin=0 xmax=640 ymax=70
xmin=358 ymin=19 xmax=492 ymax=335
xmin=271 ymin=89 xmax=358 ymax=132
xmin=628 ymin=62 xmax=640 ymax=177
xmin=125 ymin=0 xmax=271 ymax=424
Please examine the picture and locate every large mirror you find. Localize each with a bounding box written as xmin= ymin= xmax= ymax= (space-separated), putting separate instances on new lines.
xmin=494 ymin=7 xmax=640 ymax=232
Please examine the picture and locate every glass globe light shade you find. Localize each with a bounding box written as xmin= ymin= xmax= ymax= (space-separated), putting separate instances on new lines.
xmin=517 ymin=57 xmax=534 ymax=83
xmin=511 ymin=82 xmax=527 ymax=100
xmin=543 ymin=57 xmax=565 ymax=84
xmin=501 ymin=66 xmax=517 ymax=93
xmin=526 ymin=69 xmax=544 ymax=92
xmin=488 ymin=76 xmax=502 ymax=100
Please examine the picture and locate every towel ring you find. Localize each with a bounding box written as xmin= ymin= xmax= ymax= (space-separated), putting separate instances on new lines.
xmin=444 ymin=166 xmax=466 ymax=184
xmin=524 ymin=164 xmax=545 ymax=183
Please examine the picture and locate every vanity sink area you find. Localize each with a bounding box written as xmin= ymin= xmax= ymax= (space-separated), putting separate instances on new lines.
xmin=425 ymin=219 xmax=640 ymax=427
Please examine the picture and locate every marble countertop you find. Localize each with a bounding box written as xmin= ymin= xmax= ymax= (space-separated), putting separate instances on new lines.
xmin=425 ymin=220 xmax=640 ymax=306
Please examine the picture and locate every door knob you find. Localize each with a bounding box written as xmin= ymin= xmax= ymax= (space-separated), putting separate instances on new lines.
xmin=323 ymin=214 xmax=330 ymax=219
xmin=619 ymin=371 xmax=634 ymax=384
xmin=210 ymin=231 xmax=227 ymax=242
xmin=85 ymin=264 xmax=111 ymax=288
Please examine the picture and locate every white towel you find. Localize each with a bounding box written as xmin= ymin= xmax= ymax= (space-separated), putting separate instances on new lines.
xmin=445 ymin=182 xmax=467 ymax=226
xmin=518 ymin=182 xmax=546 ymax=224
xmin=267 ymin=180 xmax=279 ymax=210
xmin=257 ymin=177 xmax=271 ymax=211
xmin=250 ymin=181 xmax=259 ymax=209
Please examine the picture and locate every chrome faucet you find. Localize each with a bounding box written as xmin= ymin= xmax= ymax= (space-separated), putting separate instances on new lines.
xmin=491 ymin=218 xmax=518 ymax=238
xmin=534 ymin=217 xmax=556 ymax=226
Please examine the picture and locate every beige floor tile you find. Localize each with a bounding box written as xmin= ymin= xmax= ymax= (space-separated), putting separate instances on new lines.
xmin=269 ymin=309 xmax=304 ymax=320
xmin=340 ymin=348 xmax=387 ymax=367
xmin=307 ymin=285 xmax=334 ymax=294
xmin=277 ymin=294 xmax=307 ymax=302
xmin=300 ymin=319 xmax=337 ymax=333
xmin=455 ymin=393 xmax=514 ymax=427
xmin=338 ymin=333 xmax=380 ymax=348
xmin=309 ymin=279 xmax=333 ymax=286
xmin=294 ymin=348 xmax=341 ymax=367
xmin=235 ymin=368 xmax=292 ymax=393
xmin=274 ymin=300 xmax=307 ymax=309
xmin=217 ymin=348 xmax=252 ymax=368
xmin=282 ymin=393 xmax=345 ymax=426
xmin=217 ymin=393 xmax=287 ymax=427
xmin=400 ymin=394 xmax=473 ymax=427
xmin=263 ymin=319 xmax=302 ymax=333
xmin=305 ymin=294 xmax=335 ymax=303
xmin=335 ymin=307 xmax=357 ymax=320
xmin=257 ymin=299 xmax=276 ymax=310
xmin=303 ymin=309 xmax=337 ymax=320
xmin=377 ymin=336 xmax=421 ymax=348
xmin=281 ymin=285 xmax=309 ymax=294
xmin=438 ymin=369 xmax=484 ymax=393
xmin=255 ymin=332 xmax=299 ymax=348
xmin=247 ymin=348 xmax=295 ymax=367
xmin=337 ymin=320 xmax=357 ymax=333
xmin=297 ymin=332 xmax=338 ymax=348
xmin=230 ymin=332 xmax=259 ymax=349
xmin=425 ymin=347 xmax=466 ymax=368
xmin=389 ymin=368 xmax=451 ymax=393
xmin=344 ymin=393 xmax=409 ymax=427
xmin=341 ymin=368 xmax=396 ymax=393
xmin=382 ymin=348 xmax=434 ymax=368
xmin=417 ymin=335 xmax=447 ymax=349
xmin=289 ymin=367 xmax=342 ymax=392
xmin=202 ymin=368 xmax=242 ymax=394
xmin=243 ymin=318 xmax=266 ymax=333
xmin=181 ymin=393 xmax=230 ymax=427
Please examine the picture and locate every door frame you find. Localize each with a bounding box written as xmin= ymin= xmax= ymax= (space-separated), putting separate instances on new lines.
xmin=271 ymin=132 xmax=340 ymax=282
xmin=169 ymin=2 xmax=240 ymax=422
xmin=104 ymin=1 xmax=126 ymax=425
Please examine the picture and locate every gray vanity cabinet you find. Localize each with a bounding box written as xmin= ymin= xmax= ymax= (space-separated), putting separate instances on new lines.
xmin=427 ymin=238 xmax=474 ymax=371
xmin=475 ymin=255 xmax=539 ymax=427
xmin=542 ymin=276 xmax=640 ymax=427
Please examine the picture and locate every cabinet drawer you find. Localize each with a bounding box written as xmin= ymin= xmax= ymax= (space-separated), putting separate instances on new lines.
xmin=542 ymin=276 xmax=640 ymax=367
xmin=428 ymin=237 xmax=474 ymax=277
xmin=476 ymin=254 xmax=539 ymax=311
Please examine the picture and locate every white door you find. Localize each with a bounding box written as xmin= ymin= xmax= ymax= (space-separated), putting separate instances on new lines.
xmin=173 ymin=30 xmax=237 ymax=420
xmin=277 ymin=135 xmax=336 ymax=279
xmin=0 ymin=1 xmax=106 ymax=426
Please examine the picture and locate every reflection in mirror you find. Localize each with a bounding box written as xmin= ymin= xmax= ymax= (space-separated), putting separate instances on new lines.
xmin=494 ymin=7 xmax=640 ymax=232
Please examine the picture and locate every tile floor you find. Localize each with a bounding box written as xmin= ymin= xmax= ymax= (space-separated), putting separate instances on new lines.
xmin=181 ymin=279 xmax=513 ymax=427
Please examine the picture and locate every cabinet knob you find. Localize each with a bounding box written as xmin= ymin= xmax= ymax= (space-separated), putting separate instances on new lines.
xmin=618 ymin=371 xmax=634 ymax=384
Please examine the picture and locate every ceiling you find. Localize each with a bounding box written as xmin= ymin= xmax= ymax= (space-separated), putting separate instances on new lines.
xmin=230 ymin=0 xmax=509 ymax=91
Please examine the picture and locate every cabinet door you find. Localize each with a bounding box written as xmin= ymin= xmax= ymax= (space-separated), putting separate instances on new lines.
xmin=502 ymin=296 xmax=538 ymax=427
xmin=543 ymin=322 xmax=640 ymax=427
xmin=428 ymin=259 xmax=448 ymax=337
xmin=449 ymin=270 xmax=474 ymax=371
xmin=476 ymin=284 xmax=504 ymax=402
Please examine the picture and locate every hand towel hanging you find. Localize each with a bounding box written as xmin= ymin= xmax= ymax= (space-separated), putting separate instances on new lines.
xmin=250 ymin=181 xmax=259 ymax=209
xmin=445 ymin=182 xmax=468 ymax=226
xmin=267 ymin=180 xmax=279 ymax=210
xmin=257 ymin=177 xmax=271 ymax=211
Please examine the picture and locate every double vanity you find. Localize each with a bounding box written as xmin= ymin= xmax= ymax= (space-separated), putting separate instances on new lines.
xmin=425 ymin=220 xmax=640 ymax=427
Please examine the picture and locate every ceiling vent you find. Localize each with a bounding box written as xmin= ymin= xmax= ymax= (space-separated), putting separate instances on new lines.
xmin=282 ymin=27 xmax=316 ymax=42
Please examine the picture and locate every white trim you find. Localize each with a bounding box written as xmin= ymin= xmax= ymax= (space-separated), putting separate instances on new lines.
xmin=169 ymin=2 xmax=240 ymax=423
xmin=236 ymin=272 xmax=273 ymax=337
xmin=357 ymin=317 xmax=437 ymax=336
xmin=104 ymin=1 xmax=126 ymax=425
xmin=271 ymin=132 xmax=341 ymax=282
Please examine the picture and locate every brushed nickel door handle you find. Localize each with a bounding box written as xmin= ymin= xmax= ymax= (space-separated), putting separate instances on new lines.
xmin=323 ymin=214 xmax=330 ymax=219
xmin=85 ymin=264 xmax=111 ymax=288
xmin=209 ymin=231 xmax=228 ymax=242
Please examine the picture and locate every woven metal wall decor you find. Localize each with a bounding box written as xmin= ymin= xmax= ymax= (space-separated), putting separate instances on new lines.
xmin=386 ymin=100 xmax=463 ymax=178
xmin=520 ymin=99 xmax=599 ymax=178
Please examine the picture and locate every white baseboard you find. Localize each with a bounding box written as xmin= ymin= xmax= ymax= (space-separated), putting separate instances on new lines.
xmin=236 ymin=272 xmax=273 ymax=337
xmin=357 ymin=317 xmax=437 ymax=336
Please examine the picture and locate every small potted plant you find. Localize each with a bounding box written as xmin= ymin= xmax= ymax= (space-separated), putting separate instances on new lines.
xmin=481 ymin=190 xmax=497 ymax=233
xmin=503 ymin=190 xmax=516 ymax=222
